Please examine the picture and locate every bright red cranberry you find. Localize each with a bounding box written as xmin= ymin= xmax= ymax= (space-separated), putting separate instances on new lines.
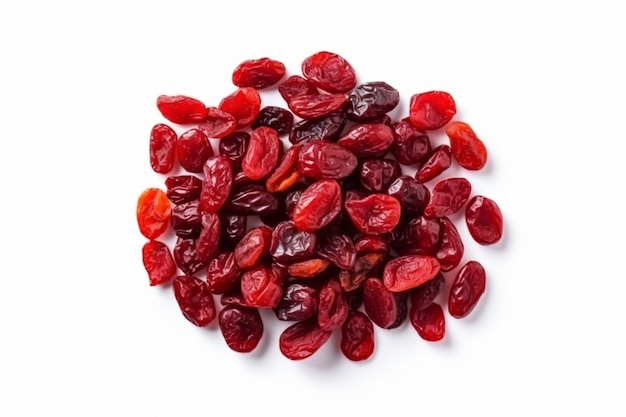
xmin=157 ymin=95 xmax=208 ymax=124
xmin=301 ymin=51 xmax=357 ymax=93
xmin=449 ymin=261 xmax=486 ymax=319
xmin=446 ymin=121 xmax=487 ymax=170
xmin=408 ymin=91 xmax=456 ymax=130
xmin=465 ymin=196 xmax=503 ymax=245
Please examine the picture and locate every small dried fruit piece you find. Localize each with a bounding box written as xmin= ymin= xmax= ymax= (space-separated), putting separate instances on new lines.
xmin=448 ymin=260 xmax=486 ymax=319
xmin=347 ymin=82 xmax=400 ymax=121
xmin=317 ymin=278 xmax=349 ymax=331
xmin=279 ymin=318 xmax=332 ymax=360
xmin=219 ymin=87 xmax=262 ymax=129
xmin=196 ymin=213 xmax=221 ymax=263
xmin=165 ymin=175 xmax=202 ymax=204
xmin=298 ymin=141 xmax=358 ymax=180
xmin=391 ymin=120 xmax=431 ymax=165
xmin=288 ymin=93 xmax=347 ymax=119
xmin=232 ymin=57 xmax=286 ymax=89
xmin=436 ymin=217 xmax=464 ymax=271
xmin=206 ymin=252 xmax=241 ymax=294
xmin=393 ymin=216 xmax=441 ymax=256
xmin=359 ymin=159 xmax=401 ymax=193
xmin=266 ymin=144 xmax=302 ymax=193
xmin=242 ymin=126 xmax=280 ymax=180
xmin=278 ymin=75 xmax=318 ymax=102
xmin=252 ymin=106 xmax=294 ymax=135
xmin=200 ymin=156 xmax=233 ymax=213
xmin=363 ymin=278 xmax=402 ymax=329
xmin=292 ymin=179 xmax=342 ymax=232
xmin=142 ymin=240 xmax=176 ymax=286
xmin=173 ymin=237 xmax=207 ymax=276
xmin=219 ymin=132 xmax=250 ymax=168
xmin=465 ymin=196 xmax=503 ymax=245
xmin=228 ymin=184 xmax=279 ymax=215
xmin=337 ymin=123 xmax=395 ymax=158
xmin=416 ymin=145 xmax=452 ymax=183
xmin=383 ymin=255 xmax=441 ymax=292
xmin=270 ymin=221 xmax=317 ymax=263
xmin=235 ymin=226 xmax=273 ymax=269
xmin=339 ymin=252 xmax=386 ymax=291
xmin=409 ymin=91 xmax=456 ymax=131
xmin=149 ymin=124 xmax=177 ymax=173
xmin=177 ymin=129 xmax=213 ymax=173
xmin=275 ymin=284 xmax=318 ymax=321
xmin=157 ymin=95 xmax=208 ymax=124
xmin=197 ymin=107 xmax=237 ymax=139
xmin=301 ymin=51 xmax=357 ymax=93
xmin=387 ymin=176 xmax=430 ymax=217
xmin=410 ymin=273 xmax=445 ymax=311
xmin=316 ymin=227 xmax=356 ymax=270
xmin=341 ymin=311 xmax=375 ymax=361
xmin=240 ymin=263 xmax=283 ymax=308
xmin=288 ymin=259 xmax=330 ymax=278
xmin=446 ymin=121 xmax=487 ymax=170
xmin=173 ymin=275 xmax=216 ymax=327
xmin=423 ymin=177 xmax=471 ymax=218
xmin=290 ymin=112 xmax=346 ymax=144
xmin=410 ymin=302 xmax=445 ymax=342
xmin=219 ymin=306 xmax=264 ymax=353
xmin=344 ymin=194 xmax=401 ymax=235
xmin=170 ymin=200 xmax=201 ymax=238
xmin=137 ymin=188 xmax=171 ymax=239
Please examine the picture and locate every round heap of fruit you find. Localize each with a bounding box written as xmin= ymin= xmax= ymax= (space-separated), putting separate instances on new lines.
xmin=137 ymin=51 xmax=503 ymax=361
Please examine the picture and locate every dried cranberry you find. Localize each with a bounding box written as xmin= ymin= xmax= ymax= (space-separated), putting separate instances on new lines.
xmin=436 ymin=217 xmax=464 ymax=271
xmin=197 ymin=107 xmax=237 ymax=139
xmin=347 ymin=82 xmax=399 ymax=121
xmin=270 ymin=221 xmax=317 ymax=263
xmin=423 ymin=177 xmax=472 ymax=219
xmin=219 ymin=132 xmax=250 ymax=168
xmin=359 ymin=159 xmax=402 ymax=193
xmin=392 ymin=119 xmax=431 ymax=165
xmin=252 ymin=106 xmax=294 ymax=135
xmin=165 ymin=175 xmax=202 ymax=204
xmin=242 ymin=127 xmax=280 ymax=180
xmin=409 ymin=91 xmax=456 ymax=131
xmin=219 ymin=306 xmax=264 ymax=353
xmin=465 ymin=196 xmax=503 ymax=245
xmin=228 ymin=184 xmax=279 ymax=215
xmin=157 ymin=95 xmax=208 ymax=124
xmin=200 ymin=156 xmax=233 ymax=214
xmin=317 ymin=278 xmax=349 ymax=331
xmin=142 ymin=240 xmax=176 ymax=286
xmin=383 ymin=255 xmax=441 ymax=292
xmin=316 ymin=226 xmax=356 ymax=270
xmin=339 ymin=252 xmax=386 ymax=292
xmin=266 ymin=144 xmax=302 ymax=193
xmin=177 ymin=129 xmax=213 ymax=173
xmin=279 ymin=318 xmax=331 ymax=360
xmin=220 ymin=214 xmax=247 ymax=250
xmin=137 ymin=188 xmax=171 ymax=239
xmin=292 ymin=179 xmax=342 ymax=232
xmin=446 ymin=121 xmax=488 ymax=170
xmin=341 ymin=311 xmax=375 ymax=361
xmin=288 ymin=93 xmax=347 ymax=119
xmin=173 ymin=275 xmax=216 ymax=327
xmin=449 ymin=261 xmax=486 ymax=318
xmin=363 ymin=278 xmax=401 ymax=329
xmin=289 ymin=112 xmax=346 ymax=144
xmin=207 ymin=251 xmax=241 ymax=294
xmin=275 ymin=284 xmax=318 ymax=321
xmin=240 ymin=262 xmax=283 ymax=308
xmin=218 ymin=87 xmax=261 ymax=129
xmin=298 ymin=140 xmax=358 ymax=180
xmin=337 ymin=123 xmax=395 ymax=157
xmin=149 ymin=124 xmax=177 ymax=173
xmin=416 ymin=145 xmax=452 ymax=183
xmin=288 ymin=259 xmax=331 ymax=278
xmin=344 ymin=194 xmax=401 ymax=235
xmin=409 ymin=273 xmax=445 ymax=311
xmin=301 ymin=51 xmax=356 ymax=93
xmin=278 ymin=75 xmax=319 ymax=102
xmin=173 ymin=237 xmax=207 ymax=276
xmin=387 ymin=175 xmax=430 ymax=217
xmin=170 ymin=200 xmax=202 ymax=238
xmin=234 ymin=226 xmax=273 ymax=269
xmin=410 ymin=302 xmax=445 ymax=341
xmin=232 ymin=57 xmax=286 ymax=89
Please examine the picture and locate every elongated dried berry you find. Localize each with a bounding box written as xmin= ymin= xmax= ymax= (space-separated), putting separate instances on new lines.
xmin=266 ymin=144 xmax=302 ymax=193
xmin=270 ymin=221 xmax=316 ymax=263
xmin=423 ymin=177 xmax=471 ymax=218
xmin=235 ymin=226 xmax=273 ymax=269
xmin=409 ymin=91 xmax=456 ymax=131
xmin=316 ymin=227 xmax=356 ymax=270
xmin=173 ymin=237 xmax=207 ymax=276
xmin=317 ymin=278 xmax=349 ymax=331
xmin=149 ymin=124 xmax=177 ymax=173
xmin=173 ymin=275 xmax=216 ymax=327
xmin=446 ymin=121 xmax=487 ymax=170
xmin=363 ymin=278 xmax=401 ymax=329
xmin=359 ymin=159 xmax=401 ymax=192
xmin=292 ymin=179 xmax=342 ymax=232
xmin=288 ymin=259 xmax=330 ymax=278
xmin=228 ymin=184 xmax=279 ymax=215
xmin=171 ymin=200 xmax=201 ymax=238
xmin=393 ymin=216 xmax=441 ymax=256
xmin=177 ymin=129 xmax=213 ymax=173
xmin=142 ymin=240 xmax=176 ymax=286
xmin=409 ymin=273 xmax=445 ymax=311
xmin=337 ymin=123 xmax=395 ymax=158
xmin=436 ymin=217 xmax=464 ymax=271
xmin=298 ymin=140 xmax=357 ymax=180
xmin=219 ymin=306 xmax=264 ymax=353
xmin=275 ymin=284 xmax=318 ymax=321
xmin=157 ymin=95 xmax=208 ymax=124
xmin=341 ymin=311 xmax=374 ymax=361
xmin=221 ymin=214 xmax=247 ymax=250
xmin=345 ymin=194 xmax=401 ymax=235
xmin=301 ymin=51 xmax=356 ymax=93
xmin=207 ymin=251 xmax=241 ymax=294
xmin=347 ymin=82 xmax=399 ymax=121
xmin=288 ymin=93 xmax=347 ymax=119
xmin=252 ymin=106 xmax=293 ymax=135
xmin=387 ymin=176 xmax=430 ymax=217
xmin=196 ymin=213 xmax=221 ymax=263
xmin=280 ymin=318 xmax=332 ymax=360
xmin=416 ymin=145 xmax=452 ymax=183
xmin=219 ymin=132 xmax=249 ymax=168
xmin=200 ymin=156 xmax=233 ymax=214
xmin=449 ymin=261 xmax=486 ymax=318
xmin=278 ymin=75 xmax=318 ymax=102
xmin=137 ymin=188 xmax=171 ymax=239
xmin=465 ymin=196 xmax=503 ymax=245
xmin=242 ymin=127 xmax=280 ymax=180
xmin=232 ymin=57 xmax=286 ymax=89
xmin=290 ymin=112 xmax=346 ymax=144
xmin=383 ymin=255 xmax=441 ymax=292
xmin=339 ymin=252 xmax=386 ymax=291
xmin=410 ymin=302 xmax=445 ymax=341
xmin=197 ymin=107 xmax=237 ymax=139
xmin=165 ymin=175 xmax=202 ymax=204
xmin=240 ymin=263 xmax=283 ymax=308
xmin=219 ymin=87 xmax=262 ymax=129
xmin=392 ymin=119 xmax=431 ymax=165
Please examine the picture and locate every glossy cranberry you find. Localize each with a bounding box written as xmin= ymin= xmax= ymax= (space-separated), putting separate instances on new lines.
xmin=232 ymin=57 xmax=286 ymax=89
xmin=383 ymin=255 xmax=441 ymax=292
xmin=359 ymin=159 xmax=402 ymax=192
xmin=410 ymin=273 xmax=445 ymax=310
xmin=301 ymin=51 xmax=357 ymax=93
xmin=298 ymin=140 xmax=358 ymax=180
xmin=173 ymin=275 xmax=216 ymax=327
xmin=242 ymin=126 xmax=281 ymax=180
xmin=197 ymin=107 xmax=237 ymax=139
xmin=424 ymin=177 xmax=472 ymax=219
xmin=170 ymin=200 xmax=201 ymax=238
xmin=410 ymin=302 xmax=445 ymax=341
xmin=347 ymin=82 xmax=399 ymax=121
xmin=393 ymin=216 xmax=441 ymax=256
xmin=177 ymin=129 xmax=213 ymax=173
xmin=137 ymin=188 xmax=171 ymax=240
xmin=270 ymin=221 xmax=317 ymax=263
xmin=156 ymin=95 xmax=208 ymax=124
xmin=219 ymin=306 xmax=264 ymax=353
xmin=288 ymin=93 xmax=348 ymax=119
xmin=278 ymin=75 xmax=319 ymax=102
xmin=436 ymin=217 xmax=464 ymax=271
xmin=337 ymin=123 xmax=395 ymax=157
xmin=165 ymin=175 xmax=202 ymax=205
xmin=252 ymin=106 xmax=293 ymax=136
xmin=316 ymin=226 xmax=357 ymax=270
xmin=240 ymin=263 xmax=283 ymax=308
xmin=409 ymin=91 xmax=456 ymax=130
xmin=173 ymin=237 xmax=207 ymax=276
xmin=218 ymin=87 xmax=262 ymax=129
xmin=200 ymin=156 xmax=233 ymax=214
xmin=228 ymin=184 xmax=279 ymax=215
xmin=363 ymin=278 xmax=401 ymax=329
xmin=288 ymin=259 xmax=331 ymax=278
xmin=416 ymin=145 xmax=452 ymax=183
xmin=317 ymin=278 xmax=349 ymax=331
xmin=465 ymin=196 xmax=503 ymax=245
xmin=221 ymin=214 xmax=247 ymax=250
xmin=206 ymin=252 xmax=241 ymax=294
xmin=341 ymin=311 xmax=375 ymax=361
xmin=266 ymin=144 xmax=302 ymax=194
xmin=292 ymin=179 xmax=342 ymax=232
xmin=196 ymin=213 xmax=221 ymax=264
xmin=387 ymin=175 xmax=430 ymax=217
xmin=392 ymin=119 xmax=431 ymax=165
xmin=149 ymin=123 xmax=177 ymax=173
xmin=142 ymin=240 xmax=176 ymax=286
xmin=345 ymin=194 xmax=401 ymax=235
xmin=274 ymin=283 xmax=318 ymax=321
xmin=279 ymin=319 xmax=332 ymax=360
xmin=446 ymin=121 xmax=488 ymax=170
xmin=353 ymin=235 xmax=389 ymax=254
xmin=234 ymin=226 xmax=273 ymax=269
xmin=289 ymin=112 xmax=347 ymax=144
xmin=219 ymin=132 xmax=250 ymax=168
xmin=449 ymin=261 xmax=486 ymax=318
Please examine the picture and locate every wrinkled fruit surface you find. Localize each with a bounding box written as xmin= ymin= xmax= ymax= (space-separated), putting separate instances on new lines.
xmin=139 ymin=51 xmax=504 ymax=361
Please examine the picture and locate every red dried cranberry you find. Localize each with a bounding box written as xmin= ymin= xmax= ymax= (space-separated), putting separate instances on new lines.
xmin=448 ymin=261 xmax=486 ymax=318
xmin=347 ymin=82 xmax=399 ymax=121
xmin=173 ymin=275 xmax=216 ymax=327
xmin=219 ymin=306 xmax=264 ymax=353
xmin=149 ymin=124 xmax=177 ymax=173
xmin=218 ymin=87 xmax=261 ymax=129
xmin=301 ymin=51 xmax=356 ymax=93
xmin=232 ymin=57 xmax=286 ymax=89
xmin=142 ymin=240 xmax=176 ymax=286
xmin=409 ymin=91 xmax=456 ymax=130
xmin=157 ymin=95 xmax=208 ymax=124
xmin=446 ymin=121 xmax=488 ymax=170
xmin=465 ymin=196 xmax=503 ymax=245
xmin=137 ymin=188 xmax=171 ymax=240
xmin=341 ymin=311 xmax=375 ymax=361
xmin=177 ymin=128 xmax=213 ymax=173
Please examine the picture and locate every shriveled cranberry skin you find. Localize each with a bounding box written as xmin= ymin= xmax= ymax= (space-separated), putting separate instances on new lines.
xmin=149 ymin=124 xmax=177 ymax=174
xmin=316 ymin=227 xmax=356 ymax=270
xmin=354 ymin=235 xmax=389 ymax=255
xmin=235 ymin=226 xmax=273 ymax=269
xmin=266 ymin=144 xmax=302 ymax=194
xmin=363 ymin=278 xmax=399 ymax=329
xmin=219 ymin=132 xmax=250 ymax=168
xmin=278 ymin=75 xmax=319 ymax=102
xmin=219 ymin=306 xmax=264 ymax=353
xmin=383 ymin=255 xmax=441 ymax=292
xmin=142 ymin=240 xmax=176 ymax=286
xmin=416 ymin=145 xmax=452 ymax=183
xmin=270 ymin=221 xmax=317 ymax=263
xmin=228 ymin=184 xmax=279 ymax=215
xmin=280 ymin=319 xmax=332 ymax=360
xmin=196 ymin=213 xmax=221 ymax=264
xmin=157 ymin=95 xmax=208 ymax=124
xmin=347 ymin=82 xmax=399 ymax=121
xmin=252 ymin=106 xmax=293 ymax=136
xmin=341 ymin=311 xmax=375 ymax=361
xmin=219 ymin=87 xmax=262 ymax=129
xmin=317 ymin=278 xmax=349 ymax=331
xmin=393 ymin=216 xmax=441 ymax=256
xmin=221 ymin=214 xmax=247 ymax=250
xmin=290 ymin=112 xmax=347 ymax=144
xmin=436 ymin=217 xmax=464 ymax=271
xmin=173 ymin=275 xmax=216 ymax=327
xmin=137 ymin=188 xmax=171 ymax=239
xmin=359 ymin=159 xmax=402 ymax=192
xmin=410 ymin=302 xmax=445 ymax=341
xmin=232 ymin=57 xmax=286 ymax=89
xmin=197 ymin=107 xmax=237 ymax=139
xmin=344 ymin=194 xmax=401 ymax=235
xmin=339 ymin=252 xmax=386 ymax=292
xmin=206 ymin=252 xmax=241 ymax=294
xmin=409 ymin=91 xmax=456 ymax=131
xmin=446 ymin=121 xmax=488 ymax=170
xmin=298 ymin=140 xmax=357 ymax=180
xmin=288 ymin=93 xmax=348 ymax=120
xmin=301 ymin=51 xmax=357 ymax=93
xmin=170 ymin=200 xmax=201 ymax=238
xmin=242 ymin=127 xmax=281 ymax=181
xmin=392 ymin=120 xmax=431 ymax=165
xmin=387 ymin=176 xmax=430 ymax=217
xmin=173 ymin=237 xmax=207 ymax=276
xmin=465 ymin=196 xmax=503 ymax=245
xmin=288 ymin=258 xmax=330 ymax=278
xmin=177 ymin=129 xmax=213 ymax=173
xmin=200 ymin=156 xmax=233 ymax=214
xmin=275 ymin=283 xmax=318 ymax=321
xmin=165 ymin=175 xmax=202 ymax=205
xmin=410 ymin=272 xmax=445 ymax=311
xmin=240 ymin=263 xmax=283 ymax=308
xmin=292 ymin=179 xmax=343 ymax=232
xmin=337 ymin=123 xmax=395 ymax=158
xmin=423 ymin=177 xmax=472 ymax=219
xmin=449 ymin=261 xmax=486 ymax=318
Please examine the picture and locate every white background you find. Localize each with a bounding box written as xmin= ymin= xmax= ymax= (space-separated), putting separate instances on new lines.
xmin=2 ymin=1 xmax=626 ymax=416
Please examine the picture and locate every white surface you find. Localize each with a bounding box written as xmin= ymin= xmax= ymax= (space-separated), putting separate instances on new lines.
xmin=1 ymin=2 xmax=626 ymax=417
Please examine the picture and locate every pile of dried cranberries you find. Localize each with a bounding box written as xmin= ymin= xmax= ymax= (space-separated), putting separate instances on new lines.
xmin=137 ymin=51 xmax=503 ymax=361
